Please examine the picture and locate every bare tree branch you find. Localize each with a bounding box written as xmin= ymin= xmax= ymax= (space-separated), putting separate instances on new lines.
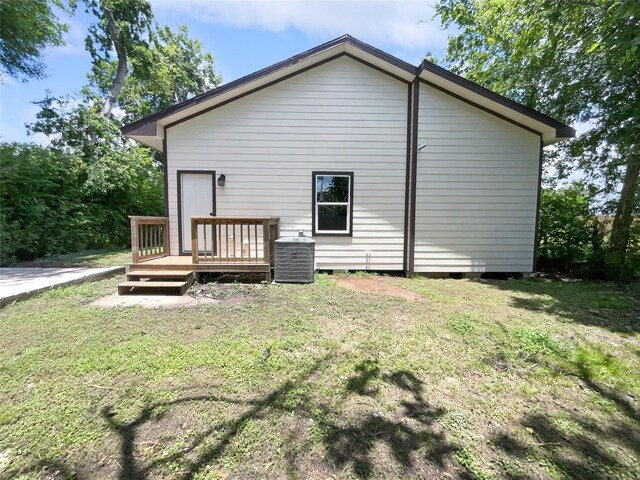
xmin=100 ymin=6 xmax=127 ymax=117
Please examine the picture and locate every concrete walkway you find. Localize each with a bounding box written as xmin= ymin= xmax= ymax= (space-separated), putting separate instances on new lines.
xmin=92 ymin=293 xmax=220 ymax=309
xmin=0 ymin=266 xmax=125 ymax=307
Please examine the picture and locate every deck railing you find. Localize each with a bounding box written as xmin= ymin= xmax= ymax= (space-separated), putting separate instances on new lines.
xmin=130 ymin=216 xmax=169 ymax=263
xmin=191 ymin=216 xmax=279 ymax=266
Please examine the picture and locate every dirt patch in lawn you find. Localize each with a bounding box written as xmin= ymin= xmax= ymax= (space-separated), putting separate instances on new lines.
xmin=91 ymin=280 xmax=264 ymax=309
xmin=335 ymin=275 xmax=425 ymax=301
xmin=188 ymin=280 xmax=266 ymax=306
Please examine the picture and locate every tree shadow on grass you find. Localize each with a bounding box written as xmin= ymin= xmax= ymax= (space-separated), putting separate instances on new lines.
xmin=328 ymin=364 xmax=458 ymax=478
xmin=491 ymin=410 xmax=638 ymax=480
xmin=490 ymin=343 xmax=640 ymax=479
xmin=100 ymin=376 xmax=310 ymax=479
xmin=484 ymin=279 xmax=640 ymax=333
xmin=345 ymin=358 xmax=381 ymax=396
xmin=91 ymin=358 xmax=469 ymax=479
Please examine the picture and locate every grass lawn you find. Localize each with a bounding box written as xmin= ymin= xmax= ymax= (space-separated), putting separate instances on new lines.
xmin=0 ymin=270 xmax=638 ymax=479
xmin=8 ymin=247 xmax=131 ymax=268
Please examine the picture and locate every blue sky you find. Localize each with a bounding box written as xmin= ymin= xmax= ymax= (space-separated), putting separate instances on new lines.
xmin=0 ymin=0 xmax=449 ymax=144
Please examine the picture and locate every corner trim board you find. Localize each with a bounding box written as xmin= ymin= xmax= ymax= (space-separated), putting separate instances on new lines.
xmin=408 ymin=80 xmax=419 ymax=273
xmin=402 ymin=82 xmax=412 ymax=272
xmin=532 ymin=140 xmax=544 ymax=272
xmin=162 ymin=133 xmax=169 ymax=217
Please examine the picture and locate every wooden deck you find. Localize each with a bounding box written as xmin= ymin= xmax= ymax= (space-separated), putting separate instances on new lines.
xmin=128 ymin=255 xmax=271 ymax=274
xmin=121 ymin=216 xmax=278 ymax=295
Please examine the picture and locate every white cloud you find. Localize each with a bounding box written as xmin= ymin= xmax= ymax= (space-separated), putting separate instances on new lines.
xmin=150 ymin=0 xmax=447 ymax=54
xmin=45 ymin=9 xmax=88 ymax=57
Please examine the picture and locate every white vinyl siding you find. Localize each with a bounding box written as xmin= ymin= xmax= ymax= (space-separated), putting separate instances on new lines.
xmin=413 ymin=83 xmax=540 ymax=273
xmin=166 ymin=56 xmax=408 ymax=270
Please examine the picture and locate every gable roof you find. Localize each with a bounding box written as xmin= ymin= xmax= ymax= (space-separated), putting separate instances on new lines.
xmin=122 ymin=34 xmax=574 ymax=150
xmin=418 ymin=60 xmax=575 ymax=140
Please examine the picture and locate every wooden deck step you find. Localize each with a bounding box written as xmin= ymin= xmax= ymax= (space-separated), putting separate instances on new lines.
xmin=126 ymin=270 xmax=193 ymax=281
xmin=117 ymin=280 xmax=191 ymax=296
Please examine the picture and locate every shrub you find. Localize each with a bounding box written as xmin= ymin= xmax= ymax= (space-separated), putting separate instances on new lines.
xmin=0 ymin=142 xmax=162 ymax=263
xmin=537 ymin=185 xmax=594 ymax=271
xmin=536 ymin=183 xmax=639 ymax=280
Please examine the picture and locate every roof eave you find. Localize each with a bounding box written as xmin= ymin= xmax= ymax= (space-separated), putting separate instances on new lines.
xmin=120 ymin=35 xmax=575 ymax=147
xmin=418 ymin=60 xmax=575 ymax=142
xmin=121 ymin=34 xmax=417 ymax=138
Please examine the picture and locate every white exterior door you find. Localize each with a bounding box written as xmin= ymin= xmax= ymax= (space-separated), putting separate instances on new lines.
xmin=179 ymin=171 xmax=215 ymax=254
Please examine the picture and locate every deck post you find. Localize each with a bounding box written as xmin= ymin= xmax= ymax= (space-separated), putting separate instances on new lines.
xmin=191 ymin=218 xmax=199 ymax=264
xmin=263 ymin=219 xmax=271 ymax=281
xmin=269 ymin=220 xmax=279 ymax=267
xmin=130 ymin=217 xmax=140 ymax=263
xmin=163 ymin=218 xmax=169 ymax=255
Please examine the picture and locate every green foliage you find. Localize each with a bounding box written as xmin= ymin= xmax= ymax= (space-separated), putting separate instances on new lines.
xmin=511 ymin=328 xmax=564 ymax=358
xmin=435 ymin=0 xmax=639 ymax=169
xmin=537 ymin=183 xmax=639 ymax=279
xmin=0 ymin=142 xmax=162 ymax=263
xmin=537 ymin=184 xmax=595 ymax=270
xmin=0 ymin=0 xmax=72 ymax=80
xmin=82 ymin=2 xmax=220 ymax=123
xmin=435 ymin=0 xmax=640 ymax=271
xmin=84 ymin=0 xmax=152 ymax=60
xmin=0 ymin=143 xmax=86 ymax=261
xmin=10 ymin=1 xmax=222 ymax=263
xmin=111 ymin=24 xmax=221 ymax=123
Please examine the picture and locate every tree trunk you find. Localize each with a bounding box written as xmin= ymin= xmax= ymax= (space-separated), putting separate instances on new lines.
xmin=100 ymin=6 xmax=127 ymax=117
xmin=610 ymin=151 xmax=640 ymax=262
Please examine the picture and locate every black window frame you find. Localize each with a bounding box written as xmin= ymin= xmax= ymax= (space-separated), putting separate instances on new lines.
xmin=312 ymin=171 xmax=354 ymax=236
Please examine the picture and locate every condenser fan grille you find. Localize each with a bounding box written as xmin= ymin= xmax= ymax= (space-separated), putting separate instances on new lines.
xmin=274 ymin=237 xmax=315 ymax=283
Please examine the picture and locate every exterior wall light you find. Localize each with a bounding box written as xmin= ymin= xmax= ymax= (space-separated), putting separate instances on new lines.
xmin=217 ymin=174 xmax=226 ymax=186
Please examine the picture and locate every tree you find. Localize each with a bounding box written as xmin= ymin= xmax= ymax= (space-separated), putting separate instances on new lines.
xmin=23 ymin=1 xmax=220 ymax=261
xmin=84 ymin=0 xmax=153 ymax=117
xmin=1 ymin=0 xmax=220 ymax=261
xmin=434 ymin=0 xmax=640 ymax=267
xmin=31 ymin=0 xmax=219 ymax=146
xmin=30 ymin=22 xmax=220 ymax=152
xmin=89 ymin=23 xmax=221 ymax=124
xmin=0 ymin=0 xmax=72 ymax=81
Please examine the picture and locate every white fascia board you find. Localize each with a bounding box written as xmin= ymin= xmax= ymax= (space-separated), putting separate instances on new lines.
xmin=419 ymin=70 xmax=557 ymax=142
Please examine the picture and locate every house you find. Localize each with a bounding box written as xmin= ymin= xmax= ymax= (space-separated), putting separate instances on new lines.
xmin=119 ymin=35 xmax=574 ymax=293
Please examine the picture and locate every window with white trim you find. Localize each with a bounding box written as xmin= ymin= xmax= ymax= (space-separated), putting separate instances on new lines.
xmin=313 ymin=172 xmax=353 ymax=235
